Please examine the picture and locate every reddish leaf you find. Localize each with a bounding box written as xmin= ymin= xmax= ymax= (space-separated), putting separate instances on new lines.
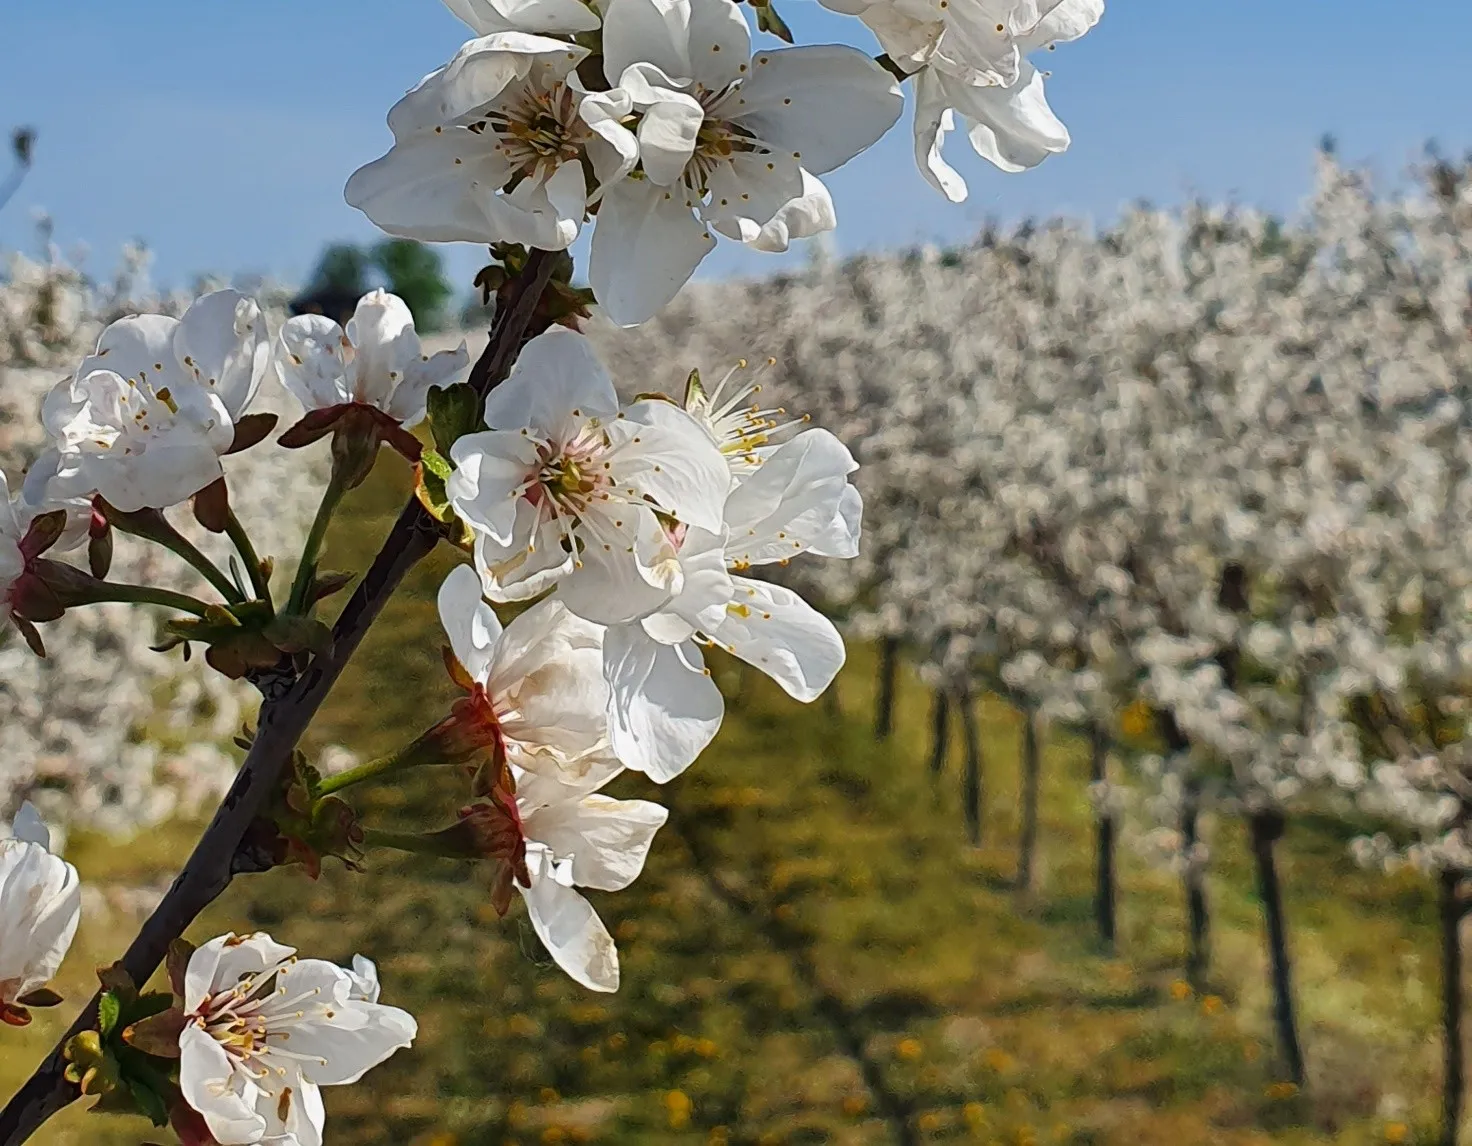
xmin=192 ymin=478 xmax=231 ymax=534
xmin=225 ymin=412 xmax=279 ymax=455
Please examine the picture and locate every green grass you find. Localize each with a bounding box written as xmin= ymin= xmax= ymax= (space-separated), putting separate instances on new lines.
xmin=4 ymin=463 xmax=1450 ymax=1145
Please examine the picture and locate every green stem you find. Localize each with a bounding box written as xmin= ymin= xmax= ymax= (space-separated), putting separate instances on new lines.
xmin=361 ymin=827 xmax=466 ymax=860
xmin=89 ymin=582 xmax=212 ymax=618
xmin=288 ymin=474 xmax=347 ymax=616
xmin=226 ymin=511 xmax=272 ymax=608
xmin=116 ymin=519 xmax=244 ymax=605
xmin=316 ymin=741 xmax=424 ymax=798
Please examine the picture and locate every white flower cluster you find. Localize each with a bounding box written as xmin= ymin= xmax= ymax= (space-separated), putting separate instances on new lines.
xmin=345 ymin=0 xmax=1100 ymax=325
xmin=0 ymin=248 xmax=326 ymax=837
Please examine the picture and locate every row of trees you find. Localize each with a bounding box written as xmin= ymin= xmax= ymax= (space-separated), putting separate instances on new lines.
xmin=594 ymin=147 xmax=1472 ymax=1144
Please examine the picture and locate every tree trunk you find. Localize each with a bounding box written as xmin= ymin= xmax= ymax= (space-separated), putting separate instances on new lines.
xmin=1181 ymin=787 xmax=1211 ymax=991
xmin=1090 ymin=723 xmax=1117 ymax=950
xmin=928 ymin=687 xmax=950 ymax=777
xmin=1159 ymin=710 xmax=1210 ymax=988
xmin=1443 ymin=869 xmax=1466 ymax=1146
xmin=1249 ymin=810 xmax=1306 ymax=1087
xmin=957 ymin=683 xmax=984 ymax=846
xmin=874 ymin=636 xmax=900 ymax=741
xmin=1016 ymin=709 xmax=1042 ymax=892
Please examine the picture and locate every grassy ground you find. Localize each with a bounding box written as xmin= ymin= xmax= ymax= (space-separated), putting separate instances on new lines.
xmin=4 ymin=463 xmax=1451 ymax=1145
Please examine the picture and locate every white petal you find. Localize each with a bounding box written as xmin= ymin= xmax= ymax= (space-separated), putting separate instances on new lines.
xmin=389 ymin=34 xmax=587 ymax=135
xmin=1021 ymin=0 xmax=1104 ymax=49
xmin=347 ymin=955 xmax=381 ymax=1003
xmin=619 ymin=67 xmax=705 ymax=186
xmin=745 ymin=169 xmax=837 ymax=253
xmin=704 ymin=153 xmax=806 ymax=243
xmin=346 ymin=130 xmax=514 ymax=244
xmin=184 ymin=932 xmax=296 ymax=1014
xmin=174 ymin=290 xmax=269 ymax=419
xmin=600 ymin=0 xmax=696 ymax=88
xmin=913 ymin=73 xmax=969 ymax=202
xmin=604 ymin=626 xmax=723 ymax=781
xmin=444 ymin=0 xmax=601 ymax=37
xmin=734 ymin=46 xmax=904 ymax=175
xmin=477 ymin=160 xmax=586 ymax=251
xmin=524 ymin=794 xmax=668 ymax=891
xmin=389 ymin=339 xmax=471 ymax=427
xmin=277 ymin=314 xmax=352 ymax=412
xmin=268 ymin=961 xmax=416 ymax=1087
xmin=84 ymin=435 xmax=226 ymax=513
xmin=10 ymin=802 xmax=50 ymax=849
xmin=78 ymin=313 xmax=181 ymax=394
xmin=724 ymin=428 xmax=859 ymax=564
xmin=684 ymin=0 xmax=753 ymax=89
xmin=179 ymin=1024 xmax=266 ymax=1146
xmin=345 ymin=290 xmax=422 ymax=409
xmin=955 ymin=62 xmax=1070 ymax=172
xmin=519 ymin=865 xmax=620 ymax=991
xmin=806 ymin=483 xmax=863 ymax=559
xmin=589 ymin=178 xmax=715 ymax=328
xmin=605 ymin=399 xmax=731 ymax=531
xmin=557 ymin=507 xmax=684 ymax=625
xmin=474 ymin=511 xmax=578 ymax=602
xmin=438 ymin=563 xmax=505 ymax=683
xmin=482 ymin=328 xmax=619 ymax=432
xmin=448 ymin=429 xmax=540 ymax=546
xmin=710 ymin=578 xmax=845 ymax=701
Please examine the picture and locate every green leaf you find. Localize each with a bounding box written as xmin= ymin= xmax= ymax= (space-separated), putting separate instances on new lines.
xmin=755 ymin=0 xmax=794 ymax=42
xmin=124 ymin=1074 xmax=171 ymax=1127
xmin=98 ymin=991 xmax=122 ymax=1038
xmin=415 ymin=452 xmax=458 ymax=526
xmin=426 ymin=382 xmax=483 ymax=455
xmin=420 ymin=447 xmax=453 ymax=482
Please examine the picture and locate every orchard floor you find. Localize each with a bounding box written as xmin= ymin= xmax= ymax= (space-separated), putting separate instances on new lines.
xmin=5 ymin=464 xmax=1449 ymax=1146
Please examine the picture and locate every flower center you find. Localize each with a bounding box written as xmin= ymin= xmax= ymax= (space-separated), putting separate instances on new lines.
xmin=480 ymin=81 xmax=591 ymax=183
xmin=683 ymin=86 xmax=764 ymax=196
xmin=193 ymin=959 xmax=333 ymax=1079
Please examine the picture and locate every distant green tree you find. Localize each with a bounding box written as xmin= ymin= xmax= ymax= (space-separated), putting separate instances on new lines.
xmin=308 ymin=242 xmax=373 ymax=297
xmin=372 ymin=239 xmax=453 ymax=332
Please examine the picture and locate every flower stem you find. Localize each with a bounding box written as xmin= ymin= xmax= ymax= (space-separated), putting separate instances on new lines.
xmin=225 ymin=511 xmax=272 ymax=608
xmin=86 ymin=581 xmax=213 ymax=618
xmin=288 ymin=473 xmax=347 ymax=616
xmin=315 ymin=742 xmax=424 ymax=798
xmin=361 ymin=827 xmax=466 ymax=860
xmin=109 ymin=512 xmax=244 ymax=604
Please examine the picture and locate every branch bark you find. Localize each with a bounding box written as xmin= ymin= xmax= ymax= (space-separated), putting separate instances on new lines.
xmin=0 ymin=250 xmax=557 ymax=1146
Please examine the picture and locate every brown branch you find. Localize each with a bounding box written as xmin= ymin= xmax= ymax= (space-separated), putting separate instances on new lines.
xmin=0 ymin=249 xmax=557 ymax=1146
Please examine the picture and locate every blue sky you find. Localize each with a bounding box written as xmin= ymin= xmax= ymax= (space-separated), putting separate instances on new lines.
xmin=2 ymin=1 xmax=1471 ymax=293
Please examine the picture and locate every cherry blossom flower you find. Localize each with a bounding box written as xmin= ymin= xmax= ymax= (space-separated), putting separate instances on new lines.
xmin=178 ymin=932 xmax=416 ymax=1146
xmin=275 ymin=289 xmax=469 ymax=459
xmin=602 ymin=426 xmax=861 ymax=779
xmin=456 ymin=763 xmax=667 ymax=992
xmin=346 ymin=34 xmax=637 ymax=253
xmin=446 ymin=329 xmax=730 ymax=625
xmin=910 ymin=0 xmax=1102 ymax=197
xmin=32 ymin=290 xmax=270 ymax=512
xmin=0 ymin=803 xmax=81 ymax=1027
xmin=588 ymin=0 xmax=904 ymax=325
xmin=435 ymin=563 xmax=621 ymax=780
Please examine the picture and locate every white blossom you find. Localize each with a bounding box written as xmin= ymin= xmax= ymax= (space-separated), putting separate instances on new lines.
xmin=31 ymin=290 xmax=270 ymax=512
xmin=0 ymin=803 xmax=81 ymax=1024
xmin=588 ymin=0 xmax=904 ymax=324
xmin=346 ymin=34 xmax=637 ymax=253
xmin=179 ymin=932 xmax=416 ymax=1146
xmin=437 ymin=563 xmax=621 ymax=780
xmin=446 ymin=328 xmax=730 ymax=624
xmin=276 ymin=290 xmax=468 ymax=429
